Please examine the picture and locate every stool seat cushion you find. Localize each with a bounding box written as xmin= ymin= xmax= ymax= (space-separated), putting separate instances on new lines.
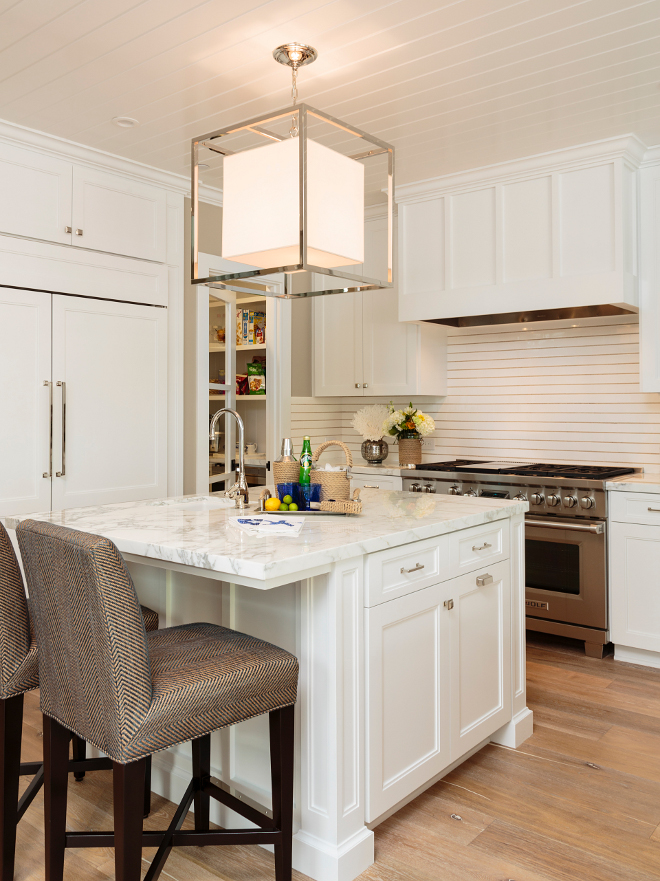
xmin=125 ymin=623 xmax=298 ymax=761
xmin=139 ymin=605 xmax=159 ymax=634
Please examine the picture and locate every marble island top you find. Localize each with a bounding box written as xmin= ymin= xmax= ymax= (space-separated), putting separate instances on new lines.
xmin=5 ymin=490 xmax=527 ymax=586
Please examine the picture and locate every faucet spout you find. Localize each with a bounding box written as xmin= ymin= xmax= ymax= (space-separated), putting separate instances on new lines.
xmin=209 ymin=407 xmax=249 ymax=508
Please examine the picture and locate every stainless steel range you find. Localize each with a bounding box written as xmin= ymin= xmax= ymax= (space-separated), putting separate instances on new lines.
xmin=402 ymin=460 xmax=638 ymax=658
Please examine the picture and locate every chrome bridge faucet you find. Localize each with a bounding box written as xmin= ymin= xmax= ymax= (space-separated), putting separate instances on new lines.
xmin=209 ymin=407 xmax=249 ymax=508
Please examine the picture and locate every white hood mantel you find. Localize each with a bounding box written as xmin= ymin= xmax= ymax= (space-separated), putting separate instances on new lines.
xmin=396 ymin=134 xmax=649 ymax=327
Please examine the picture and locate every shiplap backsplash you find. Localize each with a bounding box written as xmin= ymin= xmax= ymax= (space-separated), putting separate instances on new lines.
xmin=292 ymin=315 xmax=660 ymax=472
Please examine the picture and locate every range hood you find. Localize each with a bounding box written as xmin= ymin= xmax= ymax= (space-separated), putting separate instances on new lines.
xmin=427 ymin=303 xmax=636 ymax=329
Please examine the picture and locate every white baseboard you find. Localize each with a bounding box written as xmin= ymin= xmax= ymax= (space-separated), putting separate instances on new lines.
xmin=490 ymin=707 xmax=534 ymax=748
xmin=614 ymin=644 xmax=660 ymax=669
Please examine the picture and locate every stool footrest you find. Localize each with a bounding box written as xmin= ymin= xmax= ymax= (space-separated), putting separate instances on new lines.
xmin=65 ymin=829 xmax=282 ymax=849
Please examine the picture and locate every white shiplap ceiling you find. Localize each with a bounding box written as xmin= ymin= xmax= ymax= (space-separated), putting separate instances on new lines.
xmin=1 ymin=0 xmax=659 ymax=192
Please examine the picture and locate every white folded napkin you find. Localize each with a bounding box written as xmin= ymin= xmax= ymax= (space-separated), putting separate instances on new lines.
xmin=234 ymin=515 xmax=305 ymax=537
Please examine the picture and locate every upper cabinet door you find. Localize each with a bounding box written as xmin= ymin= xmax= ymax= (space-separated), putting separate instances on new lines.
xmin=313 ymin=291 xmax=363 ymax=396
xmin=0 ymin=289 xmax=52 ymax=518
xmin=0 ymin=143 xmax=72 ymax=245
xmin=51 ymin=294 xmax=167 ymax=511
xmin=71 ymin=167 xmax=167 ymax=262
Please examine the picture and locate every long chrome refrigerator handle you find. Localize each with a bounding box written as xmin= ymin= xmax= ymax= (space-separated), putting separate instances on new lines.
xmin=43 ymin=380 xmax=52 ymax=478
xmin=56 ymin=381 xmax=66 ymax=477
xmin=526 ymin=518 xmax=604 ymax=534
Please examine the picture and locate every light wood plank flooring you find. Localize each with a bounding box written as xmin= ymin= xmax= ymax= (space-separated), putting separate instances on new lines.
xmin=15 ymin=633 xmax=660 ymax=880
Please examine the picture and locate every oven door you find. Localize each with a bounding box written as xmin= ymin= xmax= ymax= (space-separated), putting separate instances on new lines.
xmin=525 ymin=517 xmax=607 ymax=630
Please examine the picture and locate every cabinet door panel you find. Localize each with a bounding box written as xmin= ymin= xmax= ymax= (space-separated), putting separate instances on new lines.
xmin=0 ymin=143 xmax=72 ymax=244
xmin=0 ymin=289 xmax=52 ymax=517
xmin=313 ymin=292 xmax=363 ymax=396
xmin=51 ymin=295 xmax=167 ymax=510
xmin=365 ymin=582 xmax=451 ymax=822
xmin=451 ymin=560 xmax=511 ymax=758
xmin=610 ymin=522 xmax=660 ymax=651
xmin=72 ymin=167 xmax=166 ymax=262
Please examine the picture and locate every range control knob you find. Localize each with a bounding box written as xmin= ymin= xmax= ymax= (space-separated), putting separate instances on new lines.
xmin=513 ymin=493 xmax=527 ymax=502
xmin=410 ymin=483 xmax=422 ymax=492
xmin=563 ymin=496 xmax=577 ymax=508
xmin=580 ymin=496 xmax=595 ymax=509
xmin=448 ymin=485 xmax=461 ymax=495
xmin=464 ymin=489 xmax=477 ymax=498
xmin=547 ymin=494 xmax=561 ymax=507
xmin=422 ymin=484 xmax=436 ymax=493
xmin=530 ymin=493 xmax=544 ymax=505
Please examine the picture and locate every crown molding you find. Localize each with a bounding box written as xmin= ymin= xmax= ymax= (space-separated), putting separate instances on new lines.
xmin=0 ymin=117 xmax=222 ymax=206
xmin=396 ymin=134 xmax=649 ymax=204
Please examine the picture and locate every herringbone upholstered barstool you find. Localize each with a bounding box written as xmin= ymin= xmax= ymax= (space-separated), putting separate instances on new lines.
xmin=0 ymin=521 xmax=159 ymax=881
xmin=17 ymin=519 xmax=299 ymax=881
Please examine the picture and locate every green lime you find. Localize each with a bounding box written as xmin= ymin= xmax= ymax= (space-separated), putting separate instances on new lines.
xmin=282 ymin=494 xmax=293 ymax=505
xmin=288 ymin=502 xmax=299 ymax=511
xmin=279 ymin=503 xmax=289 ymax=511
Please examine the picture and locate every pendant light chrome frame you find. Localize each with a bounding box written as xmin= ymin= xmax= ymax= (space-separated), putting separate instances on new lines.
xmin=190 ymin=102 xmax=395 ymax=299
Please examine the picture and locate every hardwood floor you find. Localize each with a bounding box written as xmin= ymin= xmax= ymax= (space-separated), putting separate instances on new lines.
xmin=15 ymin=633 xmax=660 ymax=880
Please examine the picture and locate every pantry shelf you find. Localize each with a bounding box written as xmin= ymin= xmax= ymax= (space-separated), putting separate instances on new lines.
xmin=209 ymin=393 xmax=267 ymax=401
xmin=209 ymin=343 xmax=267 ymax=352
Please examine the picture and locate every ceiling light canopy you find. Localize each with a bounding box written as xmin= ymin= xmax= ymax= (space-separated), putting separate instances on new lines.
xmin=112 ymin=116 xmax=139 ymax=128
xmin=190 ymin=45 xmax=393 ymax=299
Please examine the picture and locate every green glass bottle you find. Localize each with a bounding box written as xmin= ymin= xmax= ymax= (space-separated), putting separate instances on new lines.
xmin=299 ymin=436 xmax=313 ymax=486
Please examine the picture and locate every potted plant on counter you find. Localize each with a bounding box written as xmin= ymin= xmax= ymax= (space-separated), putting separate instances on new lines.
xmin=351 ymin=404 xmax=390 ymax=464
xmin=383 ymin=402 xmax=436 ymax=466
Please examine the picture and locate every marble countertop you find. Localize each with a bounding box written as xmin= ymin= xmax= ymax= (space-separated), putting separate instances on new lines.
xmin=4 ymin=490 xmax=527 ymax=584
xmin=349 ymin=463 xmax=407 ymax=476
xmin=606 ymin=473 xmax=660 ymax=493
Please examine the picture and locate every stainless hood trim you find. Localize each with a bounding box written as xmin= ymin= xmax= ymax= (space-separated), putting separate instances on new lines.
xmin=426 ymin=303 xmax=636 ymax=328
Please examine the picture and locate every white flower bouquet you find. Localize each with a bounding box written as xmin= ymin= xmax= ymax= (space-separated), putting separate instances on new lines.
xmin=383 ymin=402 xmax=436 ymax=440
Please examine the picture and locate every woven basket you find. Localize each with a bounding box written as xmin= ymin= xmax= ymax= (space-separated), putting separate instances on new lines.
xmin=310 ymin=440 xmax=353 ymax=501
xmin=398 ymin=437 xmax=423 ymax=466
xmin=320 ymin=489 xmax=362 ymax=515
xmin=273 ymin=461 xmax=300 ymax=484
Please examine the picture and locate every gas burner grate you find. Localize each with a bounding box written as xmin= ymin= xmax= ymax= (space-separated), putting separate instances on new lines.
xmin=416 ymin=460 xmax=484 ymax=471
xmin=499 ymin=464 xmax=636 ymax=480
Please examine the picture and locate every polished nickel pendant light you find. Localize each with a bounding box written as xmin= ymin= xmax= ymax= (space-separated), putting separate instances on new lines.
xmin=190 ymin=43 xmax=394 ymax=298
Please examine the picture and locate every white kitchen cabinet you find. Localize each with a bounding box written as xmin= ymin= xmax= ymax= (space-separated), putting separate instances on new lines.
xmin=71 ymin=166 xmax=167 ymax=262
xmin=313 ymin=218 xmax=446 ymax=397
xmin=640 ymin=163 xmax=660 ymax=391
xmin=0 ymin=289 xmax=53 ymax=517
xmin=397 ymin=138 xmax=641 ymax=324
xmin=0 ymin=290 xmax=167 ymax=518
xmin=449 ymin=560 xmax=511 ymax=758
xmin=350 ymin=471 xmax=402 ymax=493
xmin=0 ymin=142 xmax=73 ymax=245
xmin=0 ymin=142 xmax=167 ymax=263
xmin=365 ymin=580 xmax=452 ymax=821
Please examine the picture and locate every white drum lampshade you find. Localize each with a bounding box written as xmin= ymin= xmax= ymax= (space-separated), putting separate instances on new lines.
xmin=221 ymin=137 xmax=364 ymax=269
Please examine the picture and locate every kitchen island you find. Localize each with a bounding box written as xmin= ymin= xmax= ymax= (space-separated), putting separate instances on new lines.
xmin=6 ymin=489 xmax=531 ymax=881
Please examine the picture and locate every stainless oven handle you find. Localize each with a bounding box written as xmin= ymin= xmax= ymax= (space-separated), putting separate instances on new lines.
xmin=526 ymin=518 xmax=604 ymax=534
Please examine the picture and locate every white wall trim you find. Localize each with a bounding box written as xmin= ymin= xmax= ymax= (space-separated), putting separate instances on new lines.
xmin=0 ymin=117 xmax=222 ymax=206
xmin=396 ymin=134 xmax=648 ymax=204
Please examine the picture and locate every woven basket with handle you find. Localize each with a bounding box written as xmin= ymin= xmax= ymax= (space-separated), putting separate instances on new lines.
xmin=310 ymin=440 xmax=352 ymax=501
xmin=320 ymin=489 xmax=362 ymax=515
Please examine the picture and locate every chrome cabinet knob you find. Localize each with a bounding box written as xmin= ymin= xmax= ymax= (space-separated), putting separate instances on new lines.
xmin=580 ymin=496 xmax=595 ymax=509
xmin=464 ymin=489 xmax=477 ymax=497
xmin=563 ymin=496 xmax=577 ymax=508
xmin=355 ymin=383 xmax=361 ymax=388
xmin=448 ymin=485 xmax=461 ymax=495
xmin=75 ymin=228 xmax=83 ymax=236
xmin=65 ymin=225 xmax=72 ymax=233
xmin=530 ymin=493 xmax=544 ymax=505
xmin=363 ymin=383 xmax=368 ymax=388
xmin=513 ymin=493 xmax=527 ymax=501
xmin=547 ymin=494 xmax=561 ymax=507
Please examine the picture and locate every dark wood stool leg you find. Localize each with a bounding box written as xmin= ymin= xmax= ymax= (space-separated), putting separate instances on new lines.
xmin=43 ymin=715 xmax=70 ymax=881
xmin=269 ymin=705 xmax=294 ymax=881
xmin=191 ymin=734 xmax=211 ymax=834
xmin=0 ymin=695 xmax=24 ymax=881
xmin=113 ymin=758 xmax=146 ymax=881
xmin=71 ymin=734 xmax=86 ymax=781
xmin=143 ymin=754 xmax=152 ymax=819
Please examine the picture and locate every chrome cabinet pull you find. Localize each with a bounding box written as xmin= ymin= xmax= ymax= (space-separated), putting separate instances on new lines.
xmin=476 ymin=573 xmax=493 ymax=587
xmin=648 ymin=508 xmax=660 ymax=513
xmin=363 ymin=484 xmax=380 ymax=489
xmin=43 ymin=380 xmax=52 ymax=478
xmin=472 ymin=541 xmax=492 ymax=552
xmin=65 ymin=226 xmax=72 ymax=234
xmin=363 ymin=383 xmax=368 ymax=388
xmin=444 ymin=599 xmax=454 ymax=610
xmin=400 ymin=563 xmax=425 ymax=574
xmin=56 ymin=381 xmax=66 ymax=477
xmin=355 ymin=383 xmax=361 ymax=388
xmin=75 ymin=228 xmax=83 ymax=236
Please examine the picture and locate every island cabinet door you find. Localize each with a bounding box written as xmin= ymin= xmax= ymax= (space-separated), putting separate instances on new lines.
xmin=365 ymin=581 xmax=451 ymax=823
xmin=609 ymin=520 xmax=660 ymax=652
xmin=449 ymin=559 xmax=511 ymax=760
